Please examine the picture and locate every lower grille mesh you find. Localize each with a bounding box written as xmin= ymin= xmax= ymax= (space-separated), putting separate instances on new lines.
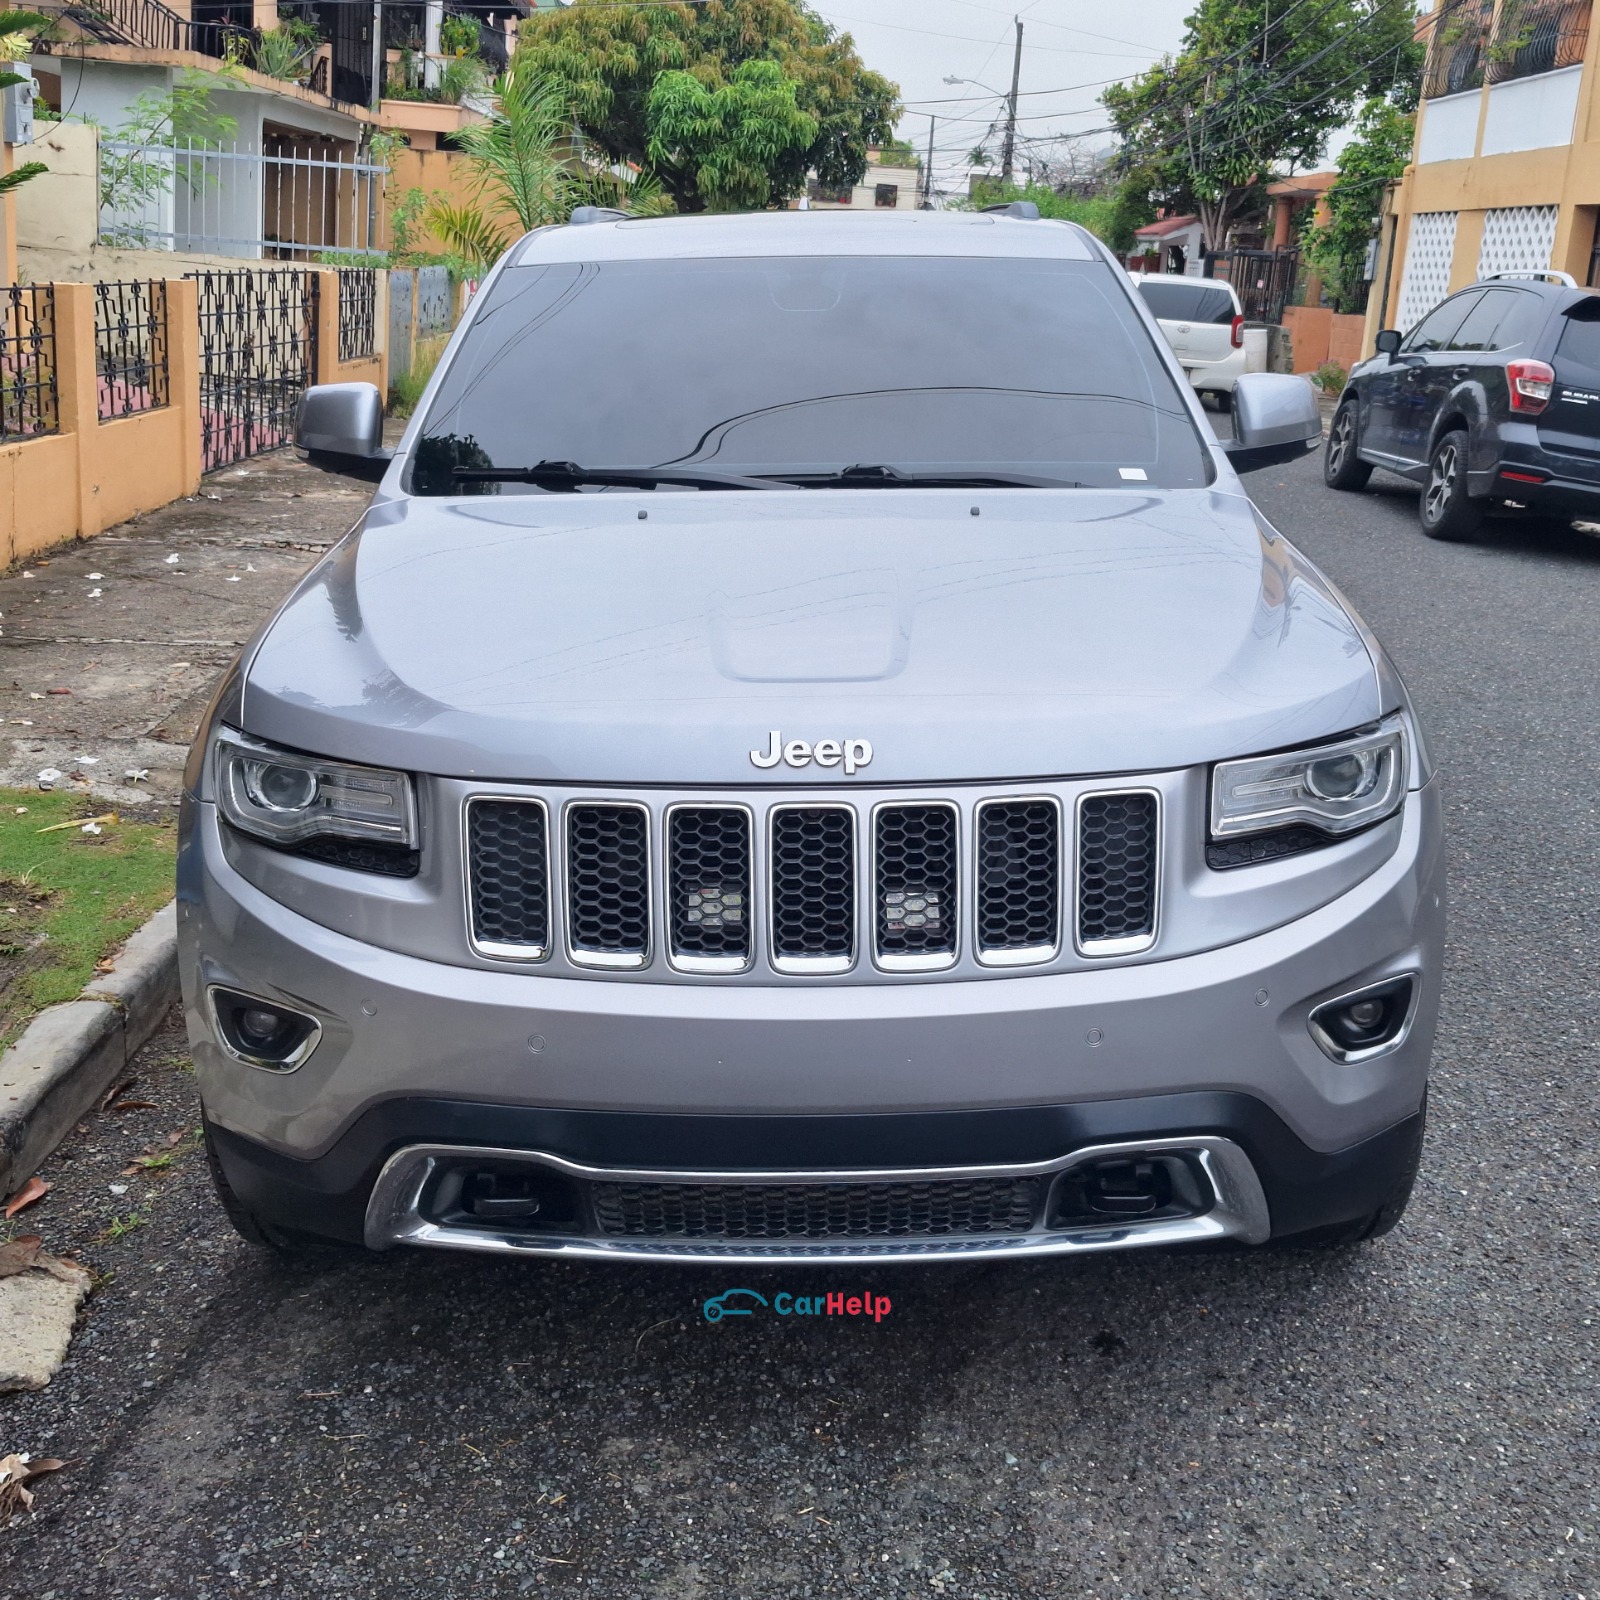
xmin=590 ymin=1177 xmax=1044 ymax=1239
xmin=1077 ymin=792 xmax=1158 ymax=948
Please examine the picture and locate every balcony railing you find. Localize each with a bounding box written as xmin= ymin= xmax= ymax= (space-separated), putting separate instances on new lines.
xmin=1422 ymin=0 xmax=1494 ymax=98
xmin=1486 ymin=0 xmax=1590 ymax=83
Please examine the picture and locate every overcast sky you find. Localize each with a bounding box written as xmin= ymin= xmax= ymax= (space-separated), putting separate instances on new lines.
xmin=809 ymin=0 xmax=1197 ymax=195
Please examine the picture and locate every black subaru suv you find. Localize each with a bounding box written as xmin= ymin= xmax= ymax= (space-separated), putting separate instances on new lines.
xmin=1324 ymin=270 xmax=1600 ymax=539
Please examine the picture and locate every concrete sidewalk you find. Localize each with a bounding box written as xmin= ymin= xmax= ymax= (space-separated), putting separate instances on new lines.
xmin=0 ymin=447 xmax=375 ymax=811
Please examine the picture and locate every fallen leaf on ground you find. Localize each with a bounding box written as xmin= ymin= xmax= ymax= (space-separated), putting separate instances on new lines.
xmin=0 ymin=1237 xmax=85 ymax=1285
xmin=0 ymin=1454 xmax=66 ymax=1522
xmin=98 ymin=1076 xmax=135 ymax=1109
xmin=45 ymin=689 xmax=71 ymax=696
xmin=3 ymin=1178 xmax=48 ymax=1219
xmin=113 ymin=1100 xmax=157 ymax=1112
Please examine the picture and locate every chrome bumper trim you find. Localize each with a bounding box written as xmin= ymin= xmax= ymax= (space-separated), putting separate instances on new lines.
xmin=363 ymin=1135 xmax=1272 ymax=1262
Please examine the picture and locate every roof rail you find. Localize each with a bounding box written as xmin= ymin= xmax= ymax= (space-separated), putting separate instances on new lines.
xmin=568 ymin=206 xmax=632 ymax=226
xmin=980 ymin=201 xmax=1040 ymax=220
xmin=1484 ymin=269 xmax=1577 ymax=287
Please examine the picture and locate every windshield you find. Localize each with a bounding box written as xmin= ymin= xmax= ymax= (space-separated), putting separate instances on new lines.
xmin=408 ymin=255 xmax=1210 ymax=494
xmin=1135 ymin=279 xmax=1237 ymax=324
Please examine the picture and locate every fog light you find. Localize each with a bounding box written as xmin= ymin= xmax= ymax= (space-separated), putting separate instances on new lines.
xmin=208 ymin=986 xmax=321 ymax=1071
xmin=1308 ymin=974 xmax=1416 ymax=1063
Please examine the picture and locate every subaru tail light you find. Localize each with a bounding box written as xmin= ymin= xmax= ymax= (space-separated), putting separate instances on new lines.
xmin=1507 ymin=358 xmax=1555 ymax=414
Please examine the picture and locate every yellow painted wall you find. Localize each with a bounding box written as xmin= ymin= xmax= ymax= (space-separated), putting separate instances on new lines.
xmin=388 ymin=146 xmax=521 ymax=256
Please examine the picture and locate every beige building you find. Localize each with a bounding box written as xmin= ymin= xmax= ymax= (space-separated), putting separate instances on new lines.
xmin=803 ymin=151 xmax=924 ymax=210
xmin=1372 ymin=0 xmax=1600 ymax=344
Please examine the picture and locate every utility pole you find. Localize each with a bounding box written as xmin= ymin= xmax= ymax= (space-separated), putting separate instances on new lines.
xmin=920 ymin=115 xmax=935 ymax=207
xmin=1000 ymin=17 xmax=1022 ymax=186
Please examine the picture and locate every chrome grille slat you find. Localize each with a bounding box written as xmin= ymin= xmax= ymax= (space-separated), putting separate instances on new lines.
xmin=666 ymin=805 xmax=753 ymax=972
xmin=770 ymin=805 xmax=856 ymax=973
xmin=1076 ymin=790 xmax=1160 ymax=956
xmin=975 ymin=797 xmax=1060 ymax=965
xmin=565 ymin=802 xmax=651 ymax=967
xmin=873 ymin=802 xmax=958 ymax=970
xmin=465 ymin=798 xmax=550 ymax=960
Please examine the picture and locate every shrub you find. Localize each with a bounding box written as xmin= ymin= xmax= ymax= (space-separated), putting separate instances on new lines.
xmin=1312 ymin=360 xmax=1348 ymax=395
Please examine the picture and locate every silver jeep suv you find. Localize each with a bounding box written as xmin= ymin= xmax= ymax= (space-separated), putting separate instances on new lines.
xmin=179 ymin=207 xmax=1443 ymax=1264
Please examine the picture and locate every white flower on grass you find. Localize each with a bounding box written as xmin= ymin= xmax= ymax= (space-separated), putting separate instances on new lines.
xmin=36 ymin=768 xmax=62 ymax=786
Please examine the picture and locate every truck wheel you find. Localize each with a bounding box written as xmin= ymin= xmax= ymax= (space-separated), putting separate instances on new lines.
xmin=1419 ymin=429 xmax=1483 ymax=541
xmin=203 ymin=1118 xmax=360 ymax=1263
xmin=1322 ymin=401 xmax=1371 ymax=490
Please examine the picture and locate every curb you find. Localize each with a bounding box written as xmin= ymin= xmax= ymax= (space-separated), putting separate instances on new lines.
xmin=0 ymin=901 xmax=179 ymax=1200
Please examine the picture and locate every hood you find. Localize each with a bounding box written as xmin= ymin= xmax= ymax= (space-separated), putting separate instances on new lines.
xmin=241 ymin=488 xmax=1380 ymax=785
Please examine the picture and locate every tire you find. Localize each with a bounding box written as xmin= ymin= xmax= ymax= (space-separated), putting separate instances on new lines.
xmin=1212 ymin=388 xmax=1232 ymax=414
xmin=203 ymin=1118 xmax=361 ymax=1262
xmin=1322 ymin=400 xmax=1371 ymax=490
xmin=1273 ymin=1101 xmax=1426 ymax=1251
xmin=1419 ymin=428 xmax=1484 ymax=541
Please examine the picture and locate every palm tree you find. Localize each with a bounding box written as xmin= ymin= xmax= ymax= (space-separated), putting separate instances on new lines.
xmin=428 ymin=65 xmax=665 ymax=268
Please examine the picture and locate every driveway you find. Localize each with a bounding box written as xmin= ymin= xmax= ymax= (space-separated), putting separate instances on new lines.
xmin=1 ymin=446 xmax=1596 ymax=1600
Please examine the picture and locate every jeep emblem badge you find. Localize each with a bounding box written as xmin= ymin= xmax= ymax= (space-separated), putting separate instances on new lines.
xmin=749 ymin=731 xmax=873 ymax=775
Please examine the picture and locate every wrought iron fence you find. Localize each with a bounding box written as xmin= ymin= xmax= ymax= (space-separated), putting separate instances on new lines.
xmin=99 ymin=137 xmax=386 ymax=260
xmin=416 ymin=264 xmax=452 ymax=334
xmin=188 ymin=269 xmax=319 ymax=471
xmin=1486 ymin=0 xmax=1590 ymax=82
xmin=1 ymin=286 xmax=58 ymax=442
xmin=338 ymin=268 xmax=377 ymax=361
xmin=1206 ymin=248 xmax=1301 ymax=326
xmin=1422 ymin=0 xmax=1494 ymax=97
xmin=94 ymin=280 xmax=171 ymax=421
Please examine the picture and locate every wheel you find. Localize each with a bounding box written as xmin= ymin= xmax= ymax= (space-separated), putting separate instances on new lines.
xmin=1273 ymin=1101 xmax=1425 ymax=1251
xmin=1211 ymin=388 xmax=1232 ymax=414
xmin=1323 ymin=401 xmax=1371 ymax=490
xmin=1419 ymin=428 xmax=1484 ymax=541
xmin=203 ymin=1118 xmax=361 ymax=1262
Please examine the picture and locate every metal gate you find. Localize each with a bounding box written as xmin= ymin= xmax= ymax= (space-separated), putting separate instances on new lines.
xmin=1206 ymin=249 xmax=1300 ymax=325
xmin=188 ymin=269 xmax=319 ymax=471
xmin=388 ymin=268 xmax=414 ymax=385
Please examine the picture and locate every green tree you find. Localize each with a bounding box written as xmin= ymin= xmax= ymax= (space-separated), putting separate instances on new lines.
xmin=1104 ymin=0 xmax=1421 ymax=252
xmin=1304 ymin=96 xmax=1415 ymax=312
xmin=647 ymin=58 xmax=815 ymax=211
xmin=517 ymin=0 xmax=899 ymax=211
xmin=961 ymin=178 xmax=1122 ymax=245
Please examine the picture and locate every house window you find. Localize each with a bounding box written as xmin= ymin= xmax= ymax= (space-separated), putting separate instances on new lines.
xmin=875 ymin=183 xmax=899 ymax=208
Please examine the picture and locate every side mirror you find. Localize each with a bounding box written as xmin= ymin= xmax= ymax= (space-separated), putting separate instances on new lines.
xmin=1221 ymin=373 xmax=1322 ymax=474
xmin=1375 ymin=328 xmax=1403 ymax=357
xmin=295 ymin=382 xmax=393 ymax=482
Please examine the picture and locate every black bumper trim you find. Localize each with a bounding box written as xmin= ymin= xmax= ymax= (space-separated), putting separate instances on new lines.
xmin=207 ymin=1093 xmax=1426 ymax=1249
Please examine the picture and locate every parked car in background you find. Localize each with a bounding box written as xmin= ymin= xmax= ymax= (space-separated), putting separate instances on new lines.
xmin=1130 ymin=274 xmax=1247 ymax=407
xmin=1325 ymin=270 xmax=1600 ymax=540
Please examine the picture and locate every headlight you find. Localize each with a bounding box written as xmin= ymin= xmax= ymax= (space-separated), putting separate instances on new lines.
xmin=215 ymin=728 xmax=418 ymax=850
xmin=1210 ymin=720 xmax=1406 ymax=843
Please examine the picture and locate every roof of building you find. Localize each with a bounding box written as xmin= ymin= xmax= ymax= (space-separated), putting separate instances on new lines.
xmin=509 ymin=209 xmax=1101 ymax=266
xmin=1133 ymin=215 xmax=1201 ymax=239
xmin=1264 ymin=171 xmax=1339 ymax=200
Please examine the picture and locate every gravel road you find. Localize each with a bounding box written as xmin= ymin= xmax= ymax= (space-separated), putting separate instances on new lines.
xmin=2 ymin=443 xmax=1597 ymax=1600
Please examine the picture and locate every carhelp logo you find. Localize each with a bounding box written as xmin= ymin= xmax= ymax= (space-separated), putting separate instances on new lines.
xmin=701 ymin=1287 xmax=893 ymax=1324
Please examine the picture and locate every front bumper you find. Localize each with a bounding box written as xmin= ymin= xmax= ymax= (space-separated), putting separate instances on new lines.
xmin=182 ymin=781 xmax=1443 ymax=1256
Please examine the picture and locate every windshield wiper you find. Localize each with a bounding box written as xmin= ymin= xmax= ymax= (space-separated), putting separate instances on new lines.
xmin=765 ymin=464 xmax=1085 ymax=489
xmin=452 ymin=460 xmax=785 ymax=491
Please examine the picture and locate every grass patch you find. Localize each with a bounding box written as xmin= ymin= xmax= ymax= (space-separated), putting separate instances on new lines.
xmin=388 ymin=340 xmax=445 ymax=420
xmin=0 ymin=787 xmax=175 ymax=1045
